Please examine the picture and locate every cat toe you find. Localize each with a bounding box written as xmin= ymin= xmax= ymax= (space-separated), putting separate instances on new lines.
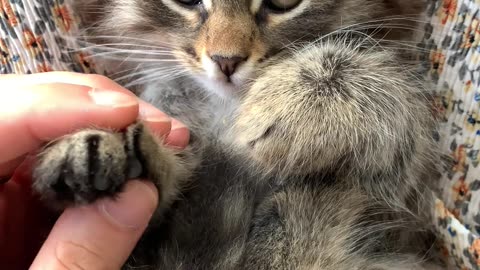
xmin=33 ymin=130 xmax=128 ymax=207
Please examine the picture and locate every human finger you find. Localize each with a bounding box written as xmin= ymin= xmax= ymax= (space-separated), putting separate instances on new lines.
xmin=30 ymin=180 xmax=158 ymax=270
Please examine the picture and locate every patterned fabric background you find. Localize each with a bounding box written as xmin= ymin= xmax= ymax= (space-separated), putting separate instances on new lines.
xmin=1 ymin=0 xmax=480 ymax=269
xmin=0 ymin=0 xmax=94 ymax=74
xmin=419 ymin=0 xmax=480 ymax=269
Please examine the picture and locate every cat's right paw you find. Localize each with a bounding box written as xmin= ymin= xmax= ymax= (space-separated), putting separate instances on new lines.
xmin=33 ymin=129 xmax=130 ymax=207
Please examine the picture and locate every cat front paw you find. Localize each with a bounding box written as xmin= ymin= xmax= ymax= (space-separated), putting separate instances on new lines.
xmin=33 ymin=123 xmax=149 ymax=207
xmin=234 ymin=42 xmax=426 ymax=177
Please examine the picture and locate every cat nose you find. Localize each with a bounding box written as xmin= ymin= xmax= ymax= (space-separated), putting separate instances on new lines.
xmin=210 ymin=55 xmax=247 ymax=78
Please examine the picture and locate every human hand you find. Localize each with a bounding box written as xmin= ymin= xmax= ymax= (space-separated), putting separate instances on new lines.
xmin=0 ymin=72 xmax=189 ymax=269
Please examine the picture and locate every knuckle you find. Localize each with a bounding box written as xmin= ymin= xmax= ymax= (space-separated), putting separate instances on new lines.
xmin=55 ymin=241 xmax=112 ymax=270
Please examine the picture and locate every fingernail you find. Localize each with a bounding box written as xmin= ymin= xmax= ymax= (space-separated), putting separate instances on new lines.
xmin=165 ymin=119 xmax=190 ymax=149
xmin=140 ymin=105 xmax=172 ymax=137
xmin=140 ymin=112 xmax=171 ymax=123
xmin=171 ymin=118 xmax=188 ymax=131
xmin=139 ymin=101 xmax=171 ymax=123
xmin=99 ymin=181 xmax=158 ymax=229
xmin=144 ymin=116 xmax=171 ymax=123
xmin=88 ymin=88 xmax=138 ymax=108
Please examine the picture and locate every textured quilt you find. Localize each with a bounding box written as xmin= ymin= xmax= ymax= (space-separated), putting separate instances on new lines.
xmin=1 ymin=0 xmax=480 ymax=269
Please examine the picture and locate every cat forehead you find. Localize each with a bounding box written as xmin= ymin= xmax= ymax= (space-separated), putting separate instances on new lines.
xmin=203 ymin=0 xmax=254 ymax=9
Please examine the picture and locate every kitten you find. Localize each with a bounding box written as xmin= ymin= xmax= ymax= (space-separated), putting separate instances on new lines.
xmin=33 ymin=0 xmax=444 ymax=269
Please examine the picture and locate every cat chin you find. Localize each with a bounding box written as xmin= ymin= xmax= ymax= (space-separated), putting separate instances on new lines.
xmin=195 ymin=76 xmax=245 ymax=99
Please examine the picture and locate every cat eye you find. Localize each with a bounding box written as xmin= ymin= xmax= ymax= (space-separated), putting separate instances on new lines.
xmin=176 ymin=0 xmax=202 ymax=7
xmin=264 ymin=0 xmax=301 ymax=12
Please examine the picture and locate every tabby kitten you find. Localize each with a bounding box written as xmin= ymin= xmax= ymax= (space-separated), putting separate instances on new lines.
xmin=33 ymin=0 xmax=443 ymax=269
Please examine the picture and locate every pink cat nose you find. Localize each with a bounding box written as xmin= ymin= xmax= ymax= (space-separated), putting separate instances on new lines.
xmin=211 ymin=55 xmax=247 ymax=78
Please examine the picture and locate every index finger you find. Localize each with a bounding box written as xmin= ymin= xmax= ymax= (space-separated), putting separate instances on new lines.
xmin=0 ymin=83 xmax=139 ymax=171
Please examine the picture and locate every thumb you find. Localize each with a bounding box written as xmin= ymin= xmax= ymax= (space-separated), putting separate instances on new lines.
xmin=30 ymin=180 xmax=158 ymax=270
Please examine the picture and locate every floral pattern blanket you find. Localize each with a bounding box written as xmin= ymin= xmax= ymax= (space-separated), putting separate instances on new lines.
xmin=420 ymin=0 xmax=480 ymax=269
xmin=1 ymin=0 xmax=480 ymax=268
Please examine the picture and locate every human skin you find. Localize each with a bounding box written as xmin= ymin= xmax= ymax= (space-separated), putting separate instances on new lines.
xmin=0 ymin=72 xmax=189 ymax=270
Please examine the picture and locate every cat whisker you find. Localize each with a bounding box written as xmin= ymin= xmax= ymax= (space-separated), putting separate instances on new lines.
xmin=113 ymin=66 xmax=185 ymax=82
xmin=121 ymin=67 xmax=189 ymax=86
xmin=81 ymin=49 xmax=176 ymax=58
xmin=76 ymin=35 xmax=177 ymax=47
xmin=75 ymin=41 xmax=174 ymax=51
xmin=340 ymin=15 xmax=440 ymax=29
xmin=108 ymin=67 xmax=145 ymax=78
xmin=83 ymin=53 xmax=180 ymax=63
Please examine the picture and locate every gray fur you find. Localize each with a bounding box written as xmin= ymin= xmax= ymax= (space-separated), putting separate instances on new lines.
xmin=33 ymin=0 xmax=446 ymax=269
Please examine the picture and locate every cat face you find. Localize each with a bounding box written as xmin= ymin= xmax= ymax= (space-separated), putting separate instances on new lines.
xmin=87 ymin=0 xmax=423 ymax=97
